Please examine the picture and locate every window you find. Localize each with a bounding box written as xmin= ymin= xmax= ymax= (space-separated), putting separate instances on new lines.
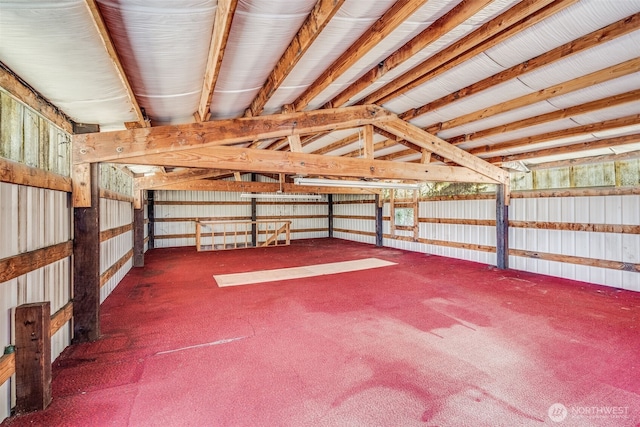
xmin=390 ymin=189 xmax=418 ymax=239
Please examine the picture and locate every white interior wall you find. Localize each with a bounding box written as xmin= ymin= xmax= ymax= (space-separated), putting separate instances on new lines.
xmin=333 ymin=193 xmax=639 ymax=292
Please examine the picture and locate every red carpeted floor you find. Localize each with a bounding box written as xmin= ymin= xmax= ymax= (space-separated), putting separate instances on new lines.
xmin=4 ymin=239 xmax=640 ymax=426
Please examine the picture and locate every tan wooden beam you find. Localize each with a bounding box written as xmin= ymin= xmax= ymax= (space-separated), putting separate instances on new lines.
xmin=154 ymin=180 xmax=376 ymax=194
xmin=485 ymin=133 xmax=640 ymax=165
xmin=134 ymin=168 xmax=233 ymax=190
xmin=363 ymin=124 xmax=374 ymax=159
xmin=245 ymin=0 xmax=346 ymax=117
xmin=343 ymin=139 xmax=399 ymax=158
xmin=468 ymin=115 xmax=640 ymax=157
xmin=402 ymin=13 xmax=640 ymax=121
xmin=311 ymin=133 xmax=360 ymax=155
xmin=327 ymin=0 xmax=492 ymax=108
xmin=288 ymin=134 xmax=303 ymax=152
xmin=84 ymin=0 xmax=147 ymax=128
xmin=421 ymin=148 xmax=432 ymax=164
xmin=375 ymin=118 xmax=509 ymax=183
xmin=0 ymin=157 xmax=72 ymax=192
xmin=292 ymin=0 xmax=429 ymax=111
xmin=439 ymin=57 xmax=640 ymax=132
xmin=73 ymin=105 xmax=393 ymax=163
xmin=110 ymin=145 xmax=499 ymax=183
xmin=361 ymin=0 xmax=576 ymax=105
xmin=196 ymin=0 xmax=239 ymax=122
xmin=72 ymin=163 xmax=92 ymax=207
xmin=447 ymin=89 xmax=640 ymax=145
xmin=376 ymin=148 xmax=416 ymax=162
xmin=0 ymin=64 xmax=73 ymax=133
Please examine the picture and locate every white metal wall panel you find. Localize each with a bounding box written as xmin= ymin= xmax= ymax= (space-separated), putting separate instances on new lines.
xmin=99 ymin=198 xmax=133 ymax=302
xmin=509 ymin=195 xmax=640 ymax=291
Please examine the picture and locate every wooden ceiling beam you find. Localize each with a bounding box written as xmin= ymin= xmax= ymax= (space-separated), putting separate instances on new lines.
xmin=401 ymin=12 xmax=640 ymax=121
xmin=467 ymin=115 xmax=640 ymax=157
xmin=374 ymin=118 xmax=509 ymax=183
xmin=327 ymin=0 xmax=492 ymax=108
xmin=151 ymin=180 xmax=376 ymax=194
xmin=292 ymin=0 xmax=429 ymax=111
xmin=196 ymin=0 xmax=239 ymax=122
xmin=485 ymin=133 xmax=640 ymax=165
xmin=244 ymin=0 xmax=346 ymax=117
xmin=438 ymin=57 xmax=640 ymax=132
xmin=109 ymin=145 xmax=499 ymax=184
xmin=311 ymin=133 xmax=360 ymax=155
xmin=73 ymin=105 xmax=393 ymax=163
xmin=360 ymin=0 xmax=577 ymax=105
xmin=134 ymin=168 xmax=233 ymax=190
xmin=84 ymin=0 xmax=148 ymax=128
xmin=447 ymin=89 xmax=640 ymax=145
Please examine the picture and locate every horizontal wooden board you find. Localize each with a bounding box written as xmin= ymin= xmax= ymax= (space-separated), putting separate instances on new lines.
xmin=100 ymin=249 xmax=133 ymax=287
xmin=0 ymin=241 xmax=72 ymax=283
xmin=99 ymin=188 xmax=133 ymax=203
xmin=100 ymin=224 xmax=133 ymax=242
xmin=0 ymin=157 xmax=72 ymax=192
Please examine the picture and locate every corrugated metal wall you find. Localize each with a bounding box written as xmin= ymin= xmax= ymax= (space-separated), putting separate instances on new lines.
xmin=333 ymin=191 xmax=639 ymax=292
xmin=0 ymin=90 xmax=136 ymax=421
xmin=153 ymin=189 xmax=328 ymax=248
xmin=0 ymin=89 xmax=73 ymax=419
xmin=99 ymin=165 xmax=134 ymax=303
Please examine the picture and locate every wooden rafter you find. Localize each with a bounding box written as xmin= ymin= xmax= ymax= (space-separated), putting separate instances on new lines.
xmin=327 ymin=0 xmax=492 ymax=108
xmin=446 ymin=89 xmax=640 ymax=145
xmin=292 ymin=0 xmax=429 ymax=111
xmin=150 ymin=180 xmax=376 ymax=194
xmin=311 ymin=133 xmax=360 ymax=155
xmin=437 ymin=57 xmax=640 ymax=132
xmin=109 ymin=145 xmax=499 ymax=184
xmin=486 ymin=133 xmax=640 ymax=165
xmin=134 ymin=168 xmax=233 ymax=190
xmin=360 ymin=0 xmax=576 ymax=105
xmin=73 ymin=105 xmax=393 ymax=163
xmin=401 ymin=12 xmax=640 ymax=121
xmin=196 ymin=0 xmax=239 ymax=122
xmin=244 ymin=0 xmax=346 ymax=117
xmin=83 ymin=0 xmax=147 ymax=128
xmin=467 ymin=115 xmax=640 ymax=157
xmin=374 ymin=118 xmax=509 ymax=183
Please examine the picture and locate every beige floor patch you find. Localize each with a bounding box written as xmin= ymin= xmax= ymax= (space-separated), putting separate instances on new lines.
xmin=214 ymin=258 xmax=397 ymax=287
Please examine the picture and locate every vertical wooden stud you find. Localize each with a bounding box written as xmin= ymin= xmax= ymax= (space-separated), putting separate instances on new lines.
xmin=133 ymin=198 xmax=145 ymax=267
xmin=251 ymin=173 xmax=257 ymax=247
xmin=496 ymin=184 xmax=509 ymax=270
xmin=375 ymin=194 xmax=383 ymax=247
xmin=147 ymin=190 xmax=155 ymax=249
xmin=15 ymin=302 xmax=52 ymax=413
xmin=73 ymin=162 xmax=100 ymax=342
xmin=363 ymin=124 xmax=374 ymax=159
xmin=327 ymin=194 xmax=334 ymax=238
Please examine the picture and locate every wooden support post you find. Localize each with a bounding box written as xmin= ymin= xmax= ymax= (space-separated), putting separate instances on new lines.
xmin=15 ymin=302 xmax=52 ymax=413
xmin=133 ymin=199 xmax=145 ymax=267
xmin=327 ymin=194 xmax=334 ymax=238
xmin=496 ymin=184 xmax=509 ymax=270
xmin=251 ymin=173 xmax=257 ymax=247
xmin=73 ymin=162 xmax=100 ymax=342
xmin=375 ymin=194 xmax=383 ymax=247
xmin=147 ymin=190 xmax=155 ymax=249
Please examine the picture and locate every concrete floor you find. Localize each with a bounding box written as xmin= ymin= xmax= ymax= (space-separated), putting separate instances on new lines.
xmin=4 ymin=239 xmax=640 ymax=426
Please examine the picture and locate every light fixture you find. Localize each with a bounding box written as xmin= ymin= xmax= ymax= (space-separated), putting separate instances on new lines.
xmin=240 ymin=193 xmax=323 ymax=200
xmin=294 ymin=177 xmax=421 ymax=190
